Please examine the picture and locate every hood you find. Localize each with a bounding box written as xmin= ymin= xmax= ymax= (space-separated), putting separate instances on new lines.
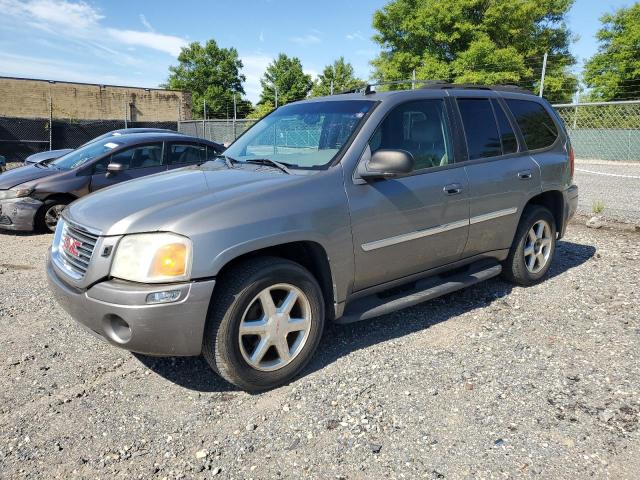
xmin=0 ymin=164 xmax=60 ymax=189
xmin=66 ymin=165 xmax=298 ymax=235
xmin=25 ymin=149 xmax=73 ymax=164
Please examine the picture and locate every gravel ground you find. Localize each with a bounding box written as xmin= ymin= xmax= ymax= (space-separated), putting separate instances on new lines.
xmin=575 ymin=160 xmax=640 ymax=224
xmin=0 ymin=219 xmax=638 ymax=479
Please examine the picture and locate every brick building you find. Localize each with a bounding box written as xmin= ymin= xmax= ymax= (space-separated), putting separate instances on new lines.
xmin=0 ymin=76 xmax=192 ymax=121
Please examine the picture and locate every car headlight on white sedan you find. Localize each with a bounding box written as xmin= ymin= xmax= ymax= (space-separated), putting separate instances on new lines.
xmin=0 ymin=187 xmax=33 ymax=200
xmin=111 ymin=233 xmax=193 ymax=283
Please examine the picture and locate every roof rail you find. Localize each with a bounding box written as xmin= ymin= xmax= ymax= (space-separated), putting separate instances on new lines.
xmin=334 ymin=80 xmax=532 ymax=96
xmin=422 ymin=83 xmax=532 ymax=94
xmin=335 ymin=79 xmax=448 ymax=96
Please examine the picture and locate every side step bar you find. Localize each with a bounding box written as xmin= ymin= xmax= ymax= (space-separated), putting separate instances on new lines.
xmin=336 ymin=260 xmax=502 ymax=324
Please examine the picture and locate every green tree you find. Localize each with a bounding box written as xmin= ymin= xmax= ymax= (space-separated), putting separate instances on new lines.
xmin=311 ymin=57 xmax=365 ymax=96
xmin=166 ymin=40 xmax=249 ymax=119
xmin=584 ymin=3 xmax=640 ymax=101
xmin=371 ymin=0 xmax=578 ymax=103
xmin=247 ymin=101 xmax=275 ymax=119
xmin=259 ymin=54 xmax=312 ymax=106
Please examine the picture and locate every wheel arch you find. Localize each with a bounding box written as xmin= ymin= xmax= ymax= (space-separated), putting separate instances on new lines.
xmin=215 ymin=240 xmax=337 ymax=321
xmin=523 ymin=190 xmax=565 ymax=237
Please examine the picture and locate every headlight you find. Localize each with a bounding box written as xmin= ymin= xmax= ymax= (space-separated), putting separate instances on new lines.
xmin=0 ymin=188 xmax=33 ymax=200
xmin=111 ymin=233 xmax=193 ymax=283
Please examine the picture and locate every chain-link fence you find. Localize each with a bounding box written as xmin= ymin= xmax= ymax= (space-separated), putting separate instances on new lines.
xmin=178 ymin=119 xmax=257 ymax=145
xmin=0 ymin=117 xmax=177 ymax=165
xmin=553 ymin=100 xmax=640 ymax=161
xmin=182 ymin=101 xmax=640 ymax=163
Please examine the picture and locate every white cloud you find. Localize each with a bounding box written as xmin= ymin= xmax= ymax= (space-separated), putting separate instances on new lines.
xmin=139 ymin=14 xmax=154 ymax=32
xmin=346 ymin=31 xmax=364 ymax=41
xmin=0 ymin=0 xmax=187 ymax=57
xmin=0 ymin=52 xmax=143 ymax=86
xmin=107 ymin=29 xmax=186 ymax=57
xmin=290 ymin=34 xmax=321 ymax=46
xmin=259 ymin=30 xmax=264 ymax=43
xmin=21 ymin=0 xmax=103 ymax=30
xmin=241 ymin=53 xmax=273 ymax=104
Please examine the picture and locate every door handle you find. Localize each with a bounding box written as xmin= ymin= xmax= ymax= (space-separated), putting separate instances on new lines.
xmin=443 ymin=183 xmax=463 ymax=195
xmin=518 ymin=170 xmax=532 ymax=180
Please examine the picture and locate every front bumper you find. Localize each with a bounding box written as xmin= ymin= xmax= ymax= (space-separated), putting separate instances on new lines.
xmin=0 ymin=197 xmax=42 ymax=231
xmin=47 ymin=257 xmax=216 ymax=356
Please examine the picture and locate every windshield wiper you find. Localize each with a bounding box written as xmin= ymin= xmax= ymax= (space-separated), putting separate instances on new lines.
xmin=215 ymin=154 xmax=238 ymax=169
xmin=244 ymin=158 xmax=292 ymax=175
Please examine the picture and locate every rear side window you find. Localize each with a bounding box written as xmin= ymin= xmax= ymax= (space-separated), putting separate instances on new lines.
xmin=492 ymin=99 xmax=518 ymax=154
xmin=457 ymin=98 xmax=501 ymax=160
xmin=505 ymin=99 xmax=558 ymax=150
xmin=169 ymin=143 xmax=206 ymax=165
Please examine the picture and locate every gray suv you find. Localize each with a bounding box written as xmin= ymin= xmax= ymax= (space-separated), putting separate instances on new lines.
xmin=47 ymin=84 xmax=578 ymax=391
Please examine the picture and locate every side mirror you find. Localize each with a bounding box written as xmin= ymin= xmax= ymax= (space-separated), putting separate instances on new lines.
xmin=359 ymin=149 xmax=414 ymax=180
xmin=106 ymin=163 xmax=124 ymax=175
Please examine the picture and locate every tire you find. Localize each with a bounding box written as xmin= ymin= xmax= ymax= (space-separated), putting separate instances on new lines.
xmin=36 ymin=199 xmax=68 ymax=233
xmin=202 ymin=256 xmax=325 ymax=392
xmin=503 ymin=205 xmax=557 ymax=286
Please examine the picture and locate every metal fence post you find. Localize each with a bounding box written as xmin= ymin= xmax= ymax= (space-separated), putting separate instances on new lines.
xmin=48 ymin=92 xmax=53 ymax=151
xmin=539 ymin=52 xmax=548 ymax=98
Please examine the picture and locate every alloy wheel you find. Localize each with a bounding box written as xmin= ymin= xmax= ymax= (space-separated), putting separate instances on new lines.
xmin=238 ymin=283 xmax=312 ymax=372
xmin=524 ymin=219 xmax=552 ymax=274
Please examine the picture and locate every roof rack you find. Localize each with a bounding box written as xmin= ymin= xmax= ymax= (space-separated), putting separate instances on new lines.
xmin=422 ymin=83 xmax=532 ymax=94
xmin=335 ymin=79 xmax=532 ymax=96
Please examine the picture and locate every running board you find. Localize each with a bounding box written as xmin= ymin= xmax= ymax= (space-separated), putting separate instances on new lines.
xmin=336 ymin=260 xmax=502 ymax=324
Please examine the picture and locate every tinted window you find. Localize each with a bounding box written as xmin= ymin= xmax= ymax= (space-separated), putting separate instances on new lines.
xmin=169 ymin=143 xmax=205 ymax=165
xmin=369 ymin=99 xmax=452 ymax=170
xmin=492 ymin=99 xmax=518 ymax=154
xmin=108 ymin=143 xmax=163 ymax=170
xmin=457 ymin=98 xmax=502 ymax=160
xmin=505 ymin=99 xmax=558 ymax=150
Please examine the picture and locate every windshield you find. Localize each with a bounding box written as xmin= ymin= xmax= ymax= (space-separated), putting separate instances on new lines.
xmin=223 ymin=100 xmax=375 ymax=169
xmin=49 ymin=141 xmax=121 ymax=170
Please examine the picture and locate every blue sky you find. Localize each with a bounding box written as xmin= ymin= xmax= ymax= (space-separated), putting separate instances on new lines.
xmin=0 ymin=0 xmax=635 ymax=103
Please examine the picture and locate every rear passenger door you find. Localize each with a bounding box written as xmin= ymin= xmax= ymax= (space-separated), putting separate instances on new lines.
xmin=454 ymin=96 xmax=541 ymax=257
xmin=166 ymin=142 xmax=207 ymax=170
xmin=89 ymin=142 xmax=166 ymax=192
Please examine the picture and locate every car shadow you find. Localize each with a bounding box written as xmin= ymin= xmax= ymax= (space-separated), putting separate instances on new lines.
xmin=135 ymin=240 xmax=596 ymax=393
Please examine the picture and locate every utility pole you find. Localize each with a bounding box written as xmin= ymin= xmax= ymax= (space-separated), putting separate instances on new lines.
xmin=124 ymin=97 xmax=128 ymax=129
xmin=274 ymin=85 xmax=279 ymax=108
xmin=412 ymin=69 xmax=416 ymax=90
xmin=330 ymin=80 xmax=334 ymax=95
xmin=539 ymin=52 xmax=548 ymax=98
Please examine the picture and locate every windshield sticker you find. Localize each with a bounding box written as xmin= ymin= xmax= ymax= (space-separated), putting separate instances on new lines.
xmin=104 ymin=142 xmax=119 ymax=149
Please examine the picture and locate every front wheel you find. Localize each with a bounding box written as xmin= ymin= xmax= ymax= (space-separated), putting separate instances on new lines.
xmin=36 ymin=199 xmax=68 ymax=233
xmin=202 ymin=257 xmax=325 ymax=392
xmin=503 ymin=205 xmax=557 ymax=286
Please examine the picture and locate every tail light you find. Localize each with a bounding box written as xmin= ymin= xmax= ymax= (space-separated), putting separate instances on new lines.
xmin=568 ymin=144 xmax=575 ymax=180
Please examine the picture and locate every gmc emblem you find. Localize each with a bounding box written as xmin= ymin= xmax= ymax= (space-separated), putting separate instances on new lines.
xmin=61 ymin=235 xmax=82 ymax=257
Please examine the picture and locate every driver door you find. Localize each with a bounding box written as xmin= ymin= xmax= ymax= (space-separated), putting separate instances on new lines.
xmin=345 ymin=99 xmax=470 ymax=291
xmin=89 ymin=142 xmax=166 ymax=192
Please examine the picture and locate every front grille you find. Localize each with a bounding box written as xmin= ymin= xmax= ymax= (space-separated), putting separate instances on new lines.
xmin=56 ymin=221 xmax=99 ymax=279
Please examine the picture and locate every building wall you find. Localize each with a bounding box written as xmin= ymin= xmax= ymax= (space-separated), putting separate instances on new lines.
xmin=0 ymin=77 xmax=192 ymax=121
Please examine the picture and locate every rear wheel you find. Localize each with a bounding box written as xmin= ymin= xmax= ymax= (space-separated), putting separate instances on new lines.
xmin=503 ymin=205 xmax=556 ymax=286
xmin=202 ymin=257 xmax=325 ymax=392
xmin=36 ymin=199 xmax=68 ymax=233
